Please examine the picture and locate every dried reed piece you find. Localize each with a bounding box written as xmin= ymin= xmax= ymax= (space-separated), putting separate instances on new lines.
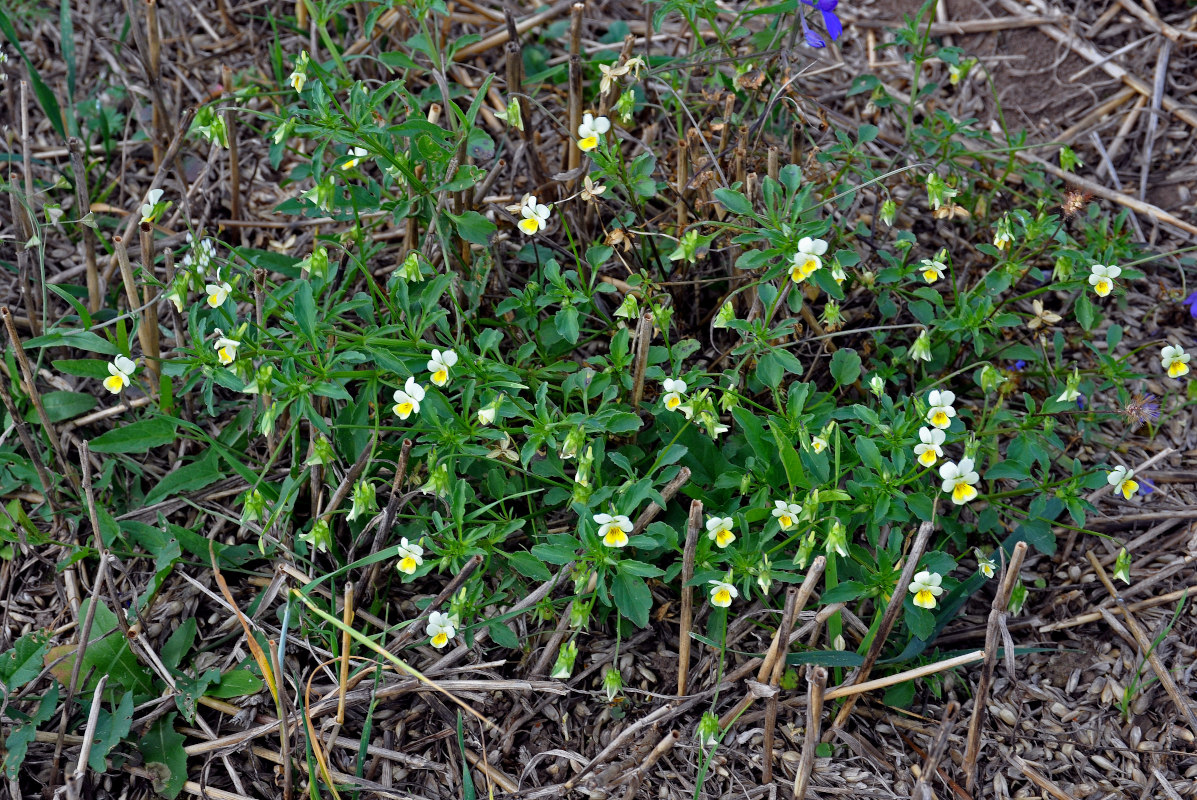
xmin=792 ymin=666 xmax=827 ymax=799
xmin=763 ymin=586 xmax=800 ymax=783
xmin=677 ymin=499 xmax=703 ymax=696
xmin=830 ymin=517 xmax=935 ymax=730
xmin=963 ymin=540 xmax=1027 ymax=792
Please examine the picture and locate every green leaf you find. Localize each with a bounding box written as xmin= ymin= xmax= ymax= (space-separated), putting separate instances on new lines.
xmin=505 ymin=551 xmax=551 ymax=581
xmin=855 ymin=437 xmax=883 ymax=472
xmin=620 ymin=559 xmax=666 ymax=578
xmin=208 ymin=668 xmax=263 ymax=698
xmin=829 ymin=348 xmax=862 ymax=386
xmin=530 ymin=543 xmax=577 ymax=565
xmin=0 ymin=7 xmax=66 ymax=139
xmin=144 ymin=452 xmax=222 ymax=505
xmin=905 ymin=605 xmax=934 ymax=640
xmin=161 ymin=619 xmax=197 ymax=672
xmin=0 ymin=630 xmax=50 ymax=690
xmin=26 ymin=391 xmax=96 ymax=424
xmin=89 ymin=692 xmax=134 ymax=773
xmin=1074 ymin=292 xmax=1096 ymax=331
xmin=487 ymin=620 xmax=520 ymax=649
xmin=554 ymin=306 xmax=580 ymax=344
xmin=448 ymin=210 xmax=496 ymax=246
xmin=820 ymin=580 xmax=865 ymax=604
xmin=985 ymin=461 xmax=1030 ymax=481
xmin=140 ymin=713 xmax=188 ymax=800
xmin=88 ymin=418 xmax=178 ymax=454
xmin=21 ymin=329 xmax=115 ymax=355
xmin=52 ymin=359 xmax=111 ymax=380
xmin=713 ymin=188 xmax=754 ymax=216
xmin=611 ymin=572 xmax=652 ymax=628
xmin=787 ymin=650 xmax=865 ymax=667
xmin=293 ymin=281 xmax=317 ymax=346
xmin=3 ymin=683 xmax=59 ymax=778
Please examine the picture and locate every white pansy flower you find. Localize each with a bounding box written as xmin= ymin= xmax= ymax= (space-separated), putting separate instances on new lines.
xmin=517 ymin=195 xmax=551 ymax=235
xmin=1161 ymin=344 xmax=1190 ymax=378
xmin=392 ymin=377 xmax=426 ymax=420
xmin=909 ymin=570 xmax=944 ymax=609
xmin=913 ymin=426 xmax=945 ymax=468
xmin=939 ymin=457 xmax=980 ymax=505
xmin=577 ymin=113 xmax=611 ymax=152
xmin=925 ymin=389 xmax=956 ymax=429
xmin=140 ymin=188 xmax=164 ymax=223
xmin=213 ymin=330 xmax=240 ymax=365
xmin=205 ymin=281 xmax=232 ymax=308
xmin=427 ymin=349 xmax=459 ymax=387
xmin=790 ymin=237 xmax=828 ymax=283
xmin=343 ymin=146 xmax=368 ymax=169
xmin=426 ymin=611 xmax=457 ymax=648
xmin=772 ymin=500 xmax=802 ymax=531
xmin=975 ymin=548 xmax=996 ymax=579
xmin=709 ymin=578 xmax=738 ymax=608
xmin=662 ymin=378 xmax=687 ymax=411
xmin=396 ymin=537 xmax=424 ymax=575
xmin=706 ymin=516 xmax=736 ymax=548
xmin=594 ymin=513 xmax=633 ymax=548
xmin=919 ymin=258 xmax=945 ymax=283
xmin=1088 ymin=264 xmax=1121 ymax=297
xmin=103 ymin=355 xmax=137 ymax=394
xmin=1107 ymin=466 xmax=1138 ymax=499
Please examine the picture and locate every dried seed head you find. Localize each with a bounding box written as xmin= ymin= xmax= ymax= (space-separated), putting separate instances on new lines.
xmin=1061 ymin=187 xmax=1092 ymax=218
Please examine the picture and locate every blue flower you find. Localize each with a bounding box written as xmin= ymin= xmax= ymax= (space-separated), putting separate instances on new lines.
xmin=1138 ymin=479 xmax=1155 ymax=496
xmin=799 ymin=0 xmax=842 ymax=47
xmin=1076 ymin=394 xmax=1086 ymax=410
xmin=1183 ymin=290 xmax=1197 ymax=319
xmin=1011 ymin=360 xmax=1027 ymax=372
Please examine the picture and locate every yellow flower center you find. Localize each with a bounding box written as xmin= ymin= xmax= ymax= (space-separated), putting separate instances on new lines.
xmin=914 ymin=589 xmax=936 ymax=609
xmin=918 ymin=449 xmax=937 ymax=467
xmin=778 ymin=515 xmax=792 ymax=529
xmin=518 ymin=217 xmax=541 ymax=235
xmin=1095 ymin=279 xmax=1110 ymax=295
xmin=952 ymin=483 xmax=977 ymax=503
xmin=931 ymin=411 xmax=949 ymax=427
xmin=218 ymin=346 xmax=235 ymax=364
xmin=1168 ymin=361 xmax=1189 ymax=378
xmin=1119 ymin=479 xmax=1138 ymax=499
xmin=433 ymin=369 xmax=448 ymax=385
xmin=395 ymin=401 xmax=414 ymax=417
xmin=922 ymin=269 xmax=939 ymax=283
xmin=798 ymin=255 xmax=820 ymax=276
xmin=666 ymin=395 xmax=681 ymax=410
xmin=715 ymin=528 xmax=735 ymax=548
xmin=208 ymin=293 xmax=223 ymax=308
xmin=790 ymin=265 xmax=807 ymax=284
xmin=713 ymin=588 xmax=731 ymax=607
xmin=399 ymin=556 xmax=417 ymax=574
xmin=604 ymin=529 xmax=628 ymax=548
xmin=578 ymin=135 xmax=599 ymax=151
xmin=103 ymin=375 xmax=126 ymax=394
xmin=431 ymin=632 xmax=448 ymax=648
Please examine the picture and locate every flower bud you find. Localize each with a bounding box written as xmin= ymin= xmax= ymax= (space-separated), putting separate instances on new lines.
xmin=347 ymin=479 xmax=378 ymax=522
xmin=602 ymin=666 xmax=623 ymax=702
xmin=420 ymin=462 xmax=451 ymax=498
xmin=695 ymin=711 xmax=722 ymax=749
xmin=550 ymin=640 xmax=579 ymax=679
xmin=880 ymin=199 xmax=897 ymax=227
xmin=306 ymin=435 xmax=336 ymax=467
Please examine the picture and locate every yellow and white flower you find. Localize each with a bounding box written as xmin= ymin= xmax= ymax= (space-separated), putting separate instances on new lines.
xmin=925 ymin=389 xmax=956 ymax=429
xmin=392 ymin=377 xmax=426 ymax=420
xmin=1088 ymin=264 xmax=1120 ymax=297
xmin=577 ymin=113 xmax=611 ymax=152
xmin=993 ymin=214 xmax=1013 ymax=250
xmin=478 ymin=396 xmax=501 ymax=425
xmin=913 ymin=426 xmax=945 ymax=468
xmin=288 ymin=50 xmax=309 ymax=92
xmin=662 ymin=378 xmax=687 ymax=411
xmin=517 ymin=195 xmax=551 ymax=235
xmin=919 ymin=257 xmax=946 ymax=283
xmin=1107 ymin=466 xmax=1138 ymax=499
xmin=213 ymin=330 xmax=240 ymax=365
xmin=909 ymin=570 xmax=944 ymax=609
xmin=396 ymin=537 xmax=424 ymax=575
xmin=594 ymin=512 xmax=633 ymax=548
xmin=772 ymin=500 xmax=802 ymax=531
xmin=205 ymin=281 xmax=232 ymax=308
xmin=1161 ymin=344 xmax=1190 ymax=378
xmin=910 ymin=329 xmax=933 ymax=362
xmin=939 ymin=457 xmax=979 ymax=505
xmin=811 ymin=434 xmax=828 ymax=454
xmin=140 ymin=188 xmax=165 ymax=223
xmin=426 ymin=611 xmax=457 ymax=648
xmin=974 ymin=548 xmax=996 ymax=579
xmin=103 ymin=355 xmax=137 ymax=394
xmin=706 ymin=515 xmax=736 ymax=548
xmin=427 ymin=349 xmax=458 ymax=387
xmin=709 ymin=577 xmax=738 ymax=608
xmin=343 ymin=146 xmax=368 ymax=169
xmin=790 ymin=237 xmax=828 ymax=283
